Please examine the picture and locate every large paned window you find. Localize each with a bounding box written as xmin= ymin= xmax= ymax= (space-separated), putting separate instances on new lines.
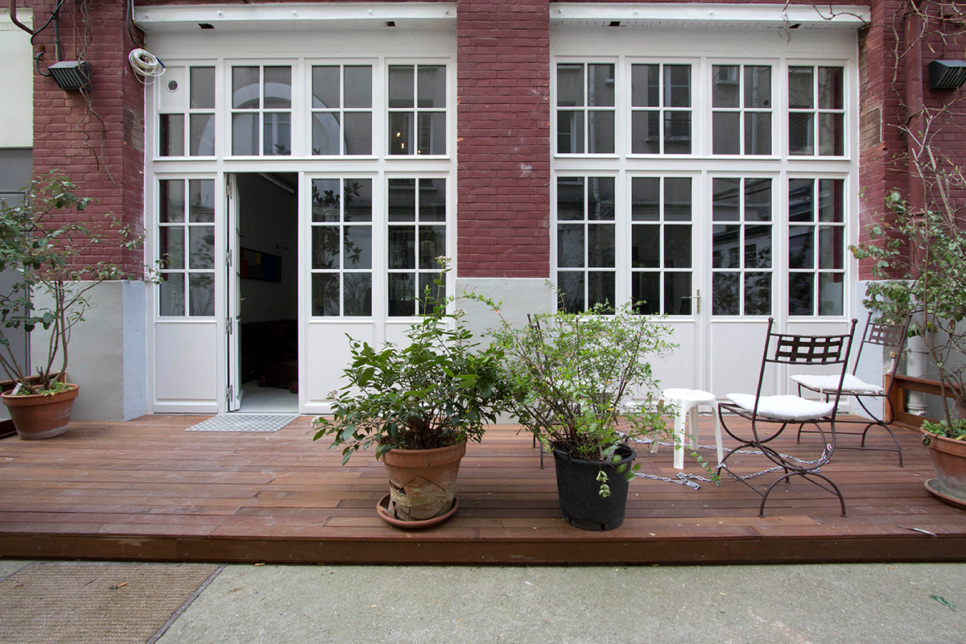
xmin=788 ymin=66 xmax=845 ymax=156
xmin=711 ymin=178 xmax=773 ymax=316
xmin=158 ymin=179 xmax=216 ymax=317
xmin=158 ymin=66 xmax=215 ymax=157
xmin=387 ymin=178 xmax=448 ymax=315
xmin=310 ymin=178 xmax=374 ymax=316
xmin=712 ymin=65 xmax=772 ymax=155
xmin=631 ymin=64 xmax=692 ymax=154
xmin=388 ymin=65 xmax=447 ymax=155
xmin=631 ymin=177 xmax=693 ymax=315
xmin=231 ymin=65 xmax=292 ymax=156
xmin=311 ymin=65 xmax=374 ymax=156
xmin=556 ymin=63 xmax=616 ymax=154
xmin=788 ymin=178 xmax=846 ymax=315
xmin=556 ymin=176 xmax=616 ymax=313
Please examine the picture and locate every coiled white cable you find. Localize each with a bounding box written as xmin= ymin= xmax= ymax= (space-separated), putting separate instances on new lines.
xmin=128 ymin=48 xmax=165 ymax=81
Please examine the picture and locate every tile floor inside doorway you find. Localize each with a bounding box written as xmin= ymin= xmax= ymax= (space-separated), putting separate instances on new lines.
xmin=239 ymin=380 xmax=298 ymax=413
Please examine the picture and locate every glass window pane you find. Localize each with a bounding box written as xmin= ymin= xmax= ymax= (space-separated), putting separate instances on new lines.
xmin=819 ymin=180 xmax=843 ymax=222
xmin=343 ymin=273 xmax=372 ymax=317
xmin=818 ymin=67 xmax=843 ymax=110
xmin=344 ymin=179 xmax=372 ymax=222
xmin=344 ymin=112 xmax=372 ymax=155
xmin=745 ymin=179 xmax=772 ymax=222
xmin=665 ymin=272 xmax=692 ymax=315
xmin=587 ymin=272 xmax=615 ymax=309
xmin=664 ymin=112 xmax=691 ymax=154
xmin=388 ymin=66 xmax=414 ymax=108
xmin=557 ymin=225 xmax=585 ymax=268
xmin=819 ymin=274 xmax=844 ymax=316
xmin=665 ymin=178 xmax=692 ymax=221
xmin=631 ymin=111 xmax=660 ymax=154
xmin=712 ymin=66 xmax=739 ymax=108
xmin=744 ymin=112 xmax=771 ymax=155
xmin=819 ymin=226 xmax=843 ymax=269
xmin=632 ymin=272 xmax=659 ymax=314
xmin=312 ymin=226 xmax=340 ymax=269
xmin=388 ymin=273 xmax=415 ymax=316
xmin=631 ymin=64 xmax=658 ymax=107
xmin=557 ymin=64 xmax=584 ymax=106
xmin=159 ymin=227 xmax=185 ymax=269
xmin=388 ymin=179 xmax=416 ymax=221
xmin=417 ymin=112 xmax=446 ymax=155
xmin=159 ymin=180 xmax=185 ymax=223
xmin=587 ymin=177 xmax=615 ymax=220
xmin=744 ymin=272 xmax=771 ymax=315
xmin=789 ymin=225 xmax=814 ymax=269
xmin=557 ymin=111 xmax=584 ymax=154
xmin=312 ymin=179 xmax=341 ymax=222
xmin=418 ymin=273 xmax=445 ymax=314
xmin=263 ymin=113 xmax=291 ymax=155
xmin=632 ymin=225 xmax=659 ymax=268
xmin=666 ymin=65 xmax=690 ymax=107
xmin=419 ymin=226 xmax=446 ymax=269
xmin=819 ymin=113 xmax=843 ymax=155
xmin=344 ymin=66 xmax=372 ymax=108
xmin=665 ymin=225 xmax=692 ymax=268
xmin=188 ymin=274 xmax=215 ymax=316
xmin=789 ymin=273 xmax=814 ymax=316
xmin=588 ymin=64 xmax=615 ymax=107
xmin=419 ymin=179 xmax=447 ymax=221
xmin=587 ymin=224 xmax=614 ymax=268
xmin=588 ymin=111 xmax=614 ymax=154
xmin=159 ymin=273 xmax=185 ymax=316
xmin=788 ymin=67 xmax=813 ymax=109
xmin=789 ymin=112 xmax=814 ymax=155
xmin=417 ymin=65 xmax=446 ymax=108
xmin=188 ymin=180 xmax=214 ymax=222
xmin=312 ymin=66 xmax=340 ymax=109
xmin=190 ymin=67 xmax=215 ymax=109
xmin=789 ymin=179 xmax=814 ymax=222
xmin=189 ymin=114 xmax=215 ymax=156
xmin=232 ymin=113 xmax=258 ymax=155
xmin=713 ymin=112 xmax=740 ymax=154
xmin=312 ymin=112 xmax=341 ymax=155
xmin=160 ymin=114 xmax=184 ymax=157
xmin=713 ymin=272 xmax=740 ymax=315
xmin=344 ymin=226 xmax=372 ymax=270
xmin=557 ymin=178 xmax=584 ymax=221
xmin=713 ymin=179 xmax=740 ymax=222
xmin=312 ymin=273 xmax=339 ymax=316
xmin=558 ymin=272 xmax=585 ymax=313
xmin=188 ymin=227 xmax=215 ymax=269
xmin=232 ymin=67 xmax=260 ymax=109
xmin=631 ymin=177 xmax=659 ymax=221
xmin=389 ymin=112 xmax=413 ymax=155
xmin=745 ymin=66 xmax=771 ymax=108
xmin=263 ymin=66 xmax=291 ymax=109
xmin=744 ymin=225 xmax=772 ymax=268
xmin=713 ymin=225 xmax=740 ymax=269
xmin=389 ymin=227 xmax=416 ymax=270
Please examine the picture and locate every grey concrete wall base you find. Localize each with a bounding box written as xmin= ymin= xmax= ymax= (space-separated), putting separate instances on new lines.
xmin=455 ymin=277 xmax=555 ymax=342
xmin=30 ymin=281 xmax=147 ymax=421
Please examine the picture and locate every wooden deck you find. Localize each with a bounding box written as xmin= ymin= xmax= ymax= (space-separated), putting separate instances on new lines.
xmin=1 ymin=415 xmax=965 ymax=565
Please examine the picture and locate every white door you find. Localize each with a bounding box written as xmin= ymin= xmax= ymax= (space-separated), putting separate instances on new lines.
xmin=226 ymin=175 xmax=242 ymax=411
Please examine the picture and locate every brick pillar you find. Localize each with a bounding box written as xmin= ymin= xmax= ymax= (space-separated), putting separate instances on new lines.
xmin=456 ymin=0 xmax=550 ymax=278
xmin=28 ymin=0 xmax=144 ymax=276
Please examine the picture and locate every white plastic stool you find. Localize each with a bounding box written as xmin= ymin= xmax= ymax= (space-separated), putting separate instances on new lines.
xmin=660 ymin=388 xmax=724 ymax=470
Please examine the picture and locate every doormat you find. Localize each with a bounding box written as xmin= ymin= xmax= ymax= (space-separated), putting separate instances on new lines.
xmin=185 ymin=414 xmax=300 ymax=433
xmin=0 ymin=561 xmax=221 ymax=644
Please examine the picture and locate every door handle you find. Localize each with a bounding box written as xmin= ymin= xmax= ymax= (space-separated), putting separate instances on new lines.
xmin=684 ymin=289 xmax=701 ymax=314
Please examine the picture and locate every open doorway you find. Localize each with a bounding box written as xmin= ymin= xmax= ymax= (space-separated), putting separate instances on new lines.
xmin=232 ymin=173 xmax=299 ymax=412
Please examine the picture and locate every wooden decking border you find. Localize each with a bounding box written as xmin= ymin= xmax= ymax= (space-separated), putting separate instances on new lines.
xmin=1 ymin=415 xmax=965 ymax=565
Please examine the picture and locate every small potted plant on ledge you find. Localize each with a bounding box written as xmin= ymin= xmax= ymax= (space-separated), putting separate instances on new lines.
xmin=312 ymin=264 xmax=509 ymax=528
xmin=484 ymin=298 xmax=679 ymax=531
xmin=0 ymin=172 xmax=147 ymax=440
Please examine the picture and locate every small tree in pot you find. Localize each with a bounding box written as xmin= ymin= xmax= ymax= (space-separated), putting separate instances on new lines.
xmin=312 ymin=265 xmax=509 ymax=527
xmin=0 ymin=172 xmax=147 ymax=439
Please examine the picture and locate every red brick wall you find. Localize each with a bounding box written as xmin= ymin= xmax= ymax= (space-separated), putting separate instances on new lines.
xmin=456 ymin=0 xmax=551 ymax=278
xmin=28 ymin=0 xmax=145 ymax=276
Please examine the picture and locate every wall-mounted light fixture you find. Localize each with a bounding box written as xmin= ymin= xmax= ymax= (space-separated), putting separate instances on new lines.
xmin=47 ymin=61 xmax=93 ymax=92
xmin=929 ymin=60 xmax=966 ymax=91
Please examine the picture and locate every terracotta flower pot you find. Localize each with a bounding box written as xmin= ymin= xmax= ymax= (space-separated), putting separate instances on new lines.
xmin=1 ymin=384 xmax=79 ymax=440
xmin=924 ymin=431 xmax=966 ymax=506
xmin=378 ymin=441 xmax=466 ymax=524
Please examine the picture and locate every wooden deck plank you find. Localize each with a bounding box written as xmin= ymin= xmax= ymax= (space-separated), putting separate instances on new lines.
xmin=1 ymin=417 xmax=965 ymax=564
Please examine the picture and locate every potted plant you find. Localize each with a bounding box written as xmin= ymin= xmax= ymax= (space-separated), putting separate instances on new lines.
xmin=484 ymin=298 xmax=685 ymax=531
xmin=0 ymin=171 xmax=146 ymax=439
xmin=312 ymin=265 xmax=509 ymax=528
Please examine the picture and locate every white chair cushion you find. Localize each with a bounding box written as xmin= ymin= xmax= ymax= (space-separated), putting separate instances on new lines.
xmin=726 ymin=393 xmax=835 ymax=421
xmin=791 ymin=373 xmax=884 ymax=396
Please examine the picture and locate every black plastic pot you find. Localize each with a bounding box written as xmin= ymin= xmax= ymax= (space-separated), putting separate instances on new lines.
xmin=551 ymin=443 xmax=636 ymax=531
